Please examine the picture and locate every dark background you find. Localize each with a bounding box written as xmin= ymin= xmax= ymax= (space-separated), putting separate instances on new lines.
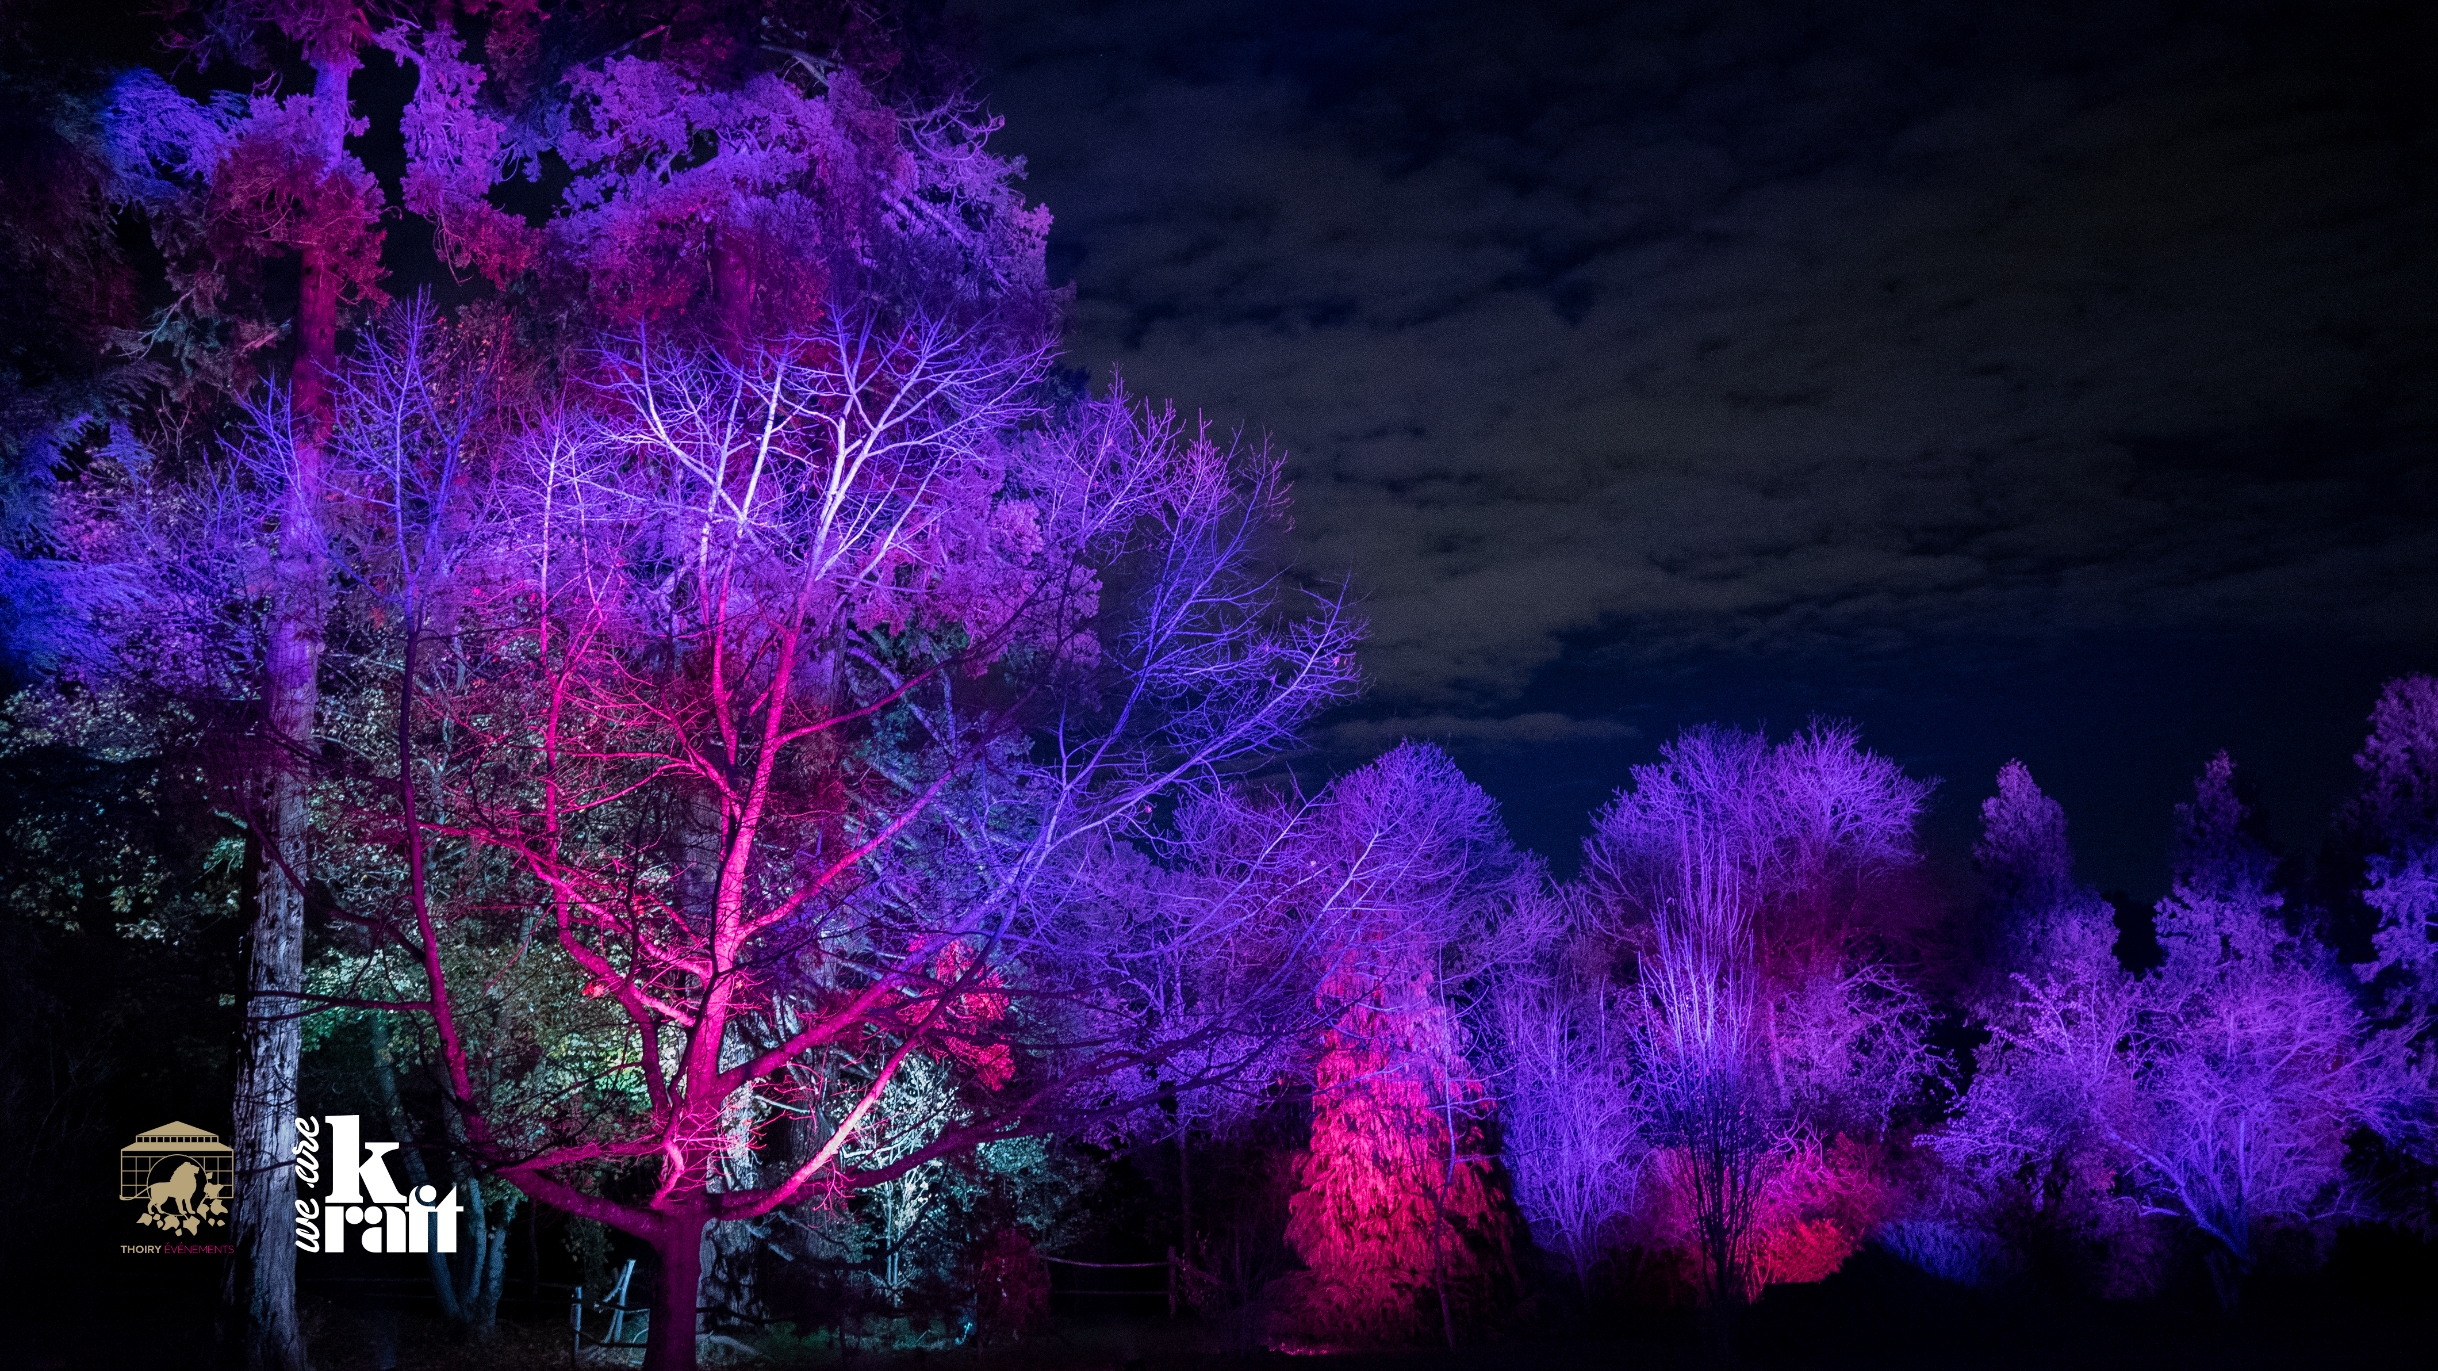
xmin=964 ymin=0 xmax=2438 ymax=898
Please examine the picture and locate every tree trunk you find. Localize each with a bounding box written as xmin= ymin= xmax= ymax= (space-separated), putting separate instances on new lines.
xmin=372 ymin=1018 xmax=470 ymax=1329
xmin=222 ymin=55 xmax=346 ymax=1361
xmin=484 ymin=1184 xmax=520 ymax=1329
xmin=1178 ymin=1125 xmax=1192 ymax=1257
xmin=221 ymin=1031 xmax=302 ymax=1371
xmin=2204 ymin=1242 xmax=2250 ymax=1313
xmin=221 ymin=409 xmax=325 ymax=1371
xmin=643 ymin=1212 xmax=710 ymax=1371
xmin=452 ymin=1174 xmax=519 ymax=1335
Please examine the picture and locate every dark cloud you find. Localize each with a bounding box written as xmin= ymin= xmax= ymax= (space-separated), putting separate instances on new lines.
xmin=1325 ymin=711 xmax=1642 ymax=755
xmin=969 ymin=0 xmax=2437 ymax=888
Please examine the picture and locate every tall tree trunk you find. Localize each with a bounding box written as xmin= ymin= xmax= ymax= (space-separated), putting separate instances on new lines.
xmin=222 ymin=54 xmax=347 ymax=1368
xmin=451 ymin=1173 xmax=521 ymax=1335
xmin=471 ymin=1185 xmax=519 ymax=1330
xmin=374 ymin=1019 xmax=520 ymax=1337
xmin=644 ymin=1211 xmax=709 ymax=1371
xmin=223 ymin=370 xmax=327 ymax=1371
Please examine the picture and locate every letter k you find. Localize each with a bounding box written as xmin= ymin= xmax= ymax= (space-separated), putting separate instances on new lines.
xmin=323 ymin=1115 xmax=408 ymax=1205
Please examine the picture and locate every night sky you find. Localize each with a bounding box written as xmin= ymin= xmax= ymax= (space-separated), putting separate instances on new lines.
xmin=967 ymin=0 xmax=2438 ymax=898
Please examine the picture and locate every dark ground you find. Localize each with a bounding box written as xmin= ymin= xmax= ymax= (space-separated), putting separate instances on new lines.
xmin=22 ymin=1224 xmax=2438 ymax=1371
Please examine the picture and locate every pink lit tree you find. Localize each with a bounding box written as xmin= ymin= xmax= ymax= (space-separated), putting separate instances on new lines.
xmin=334 ymin=313 xmax=1356 ymax=1369
xmin=1263 ymin=744 xmax=1545 ymax=1349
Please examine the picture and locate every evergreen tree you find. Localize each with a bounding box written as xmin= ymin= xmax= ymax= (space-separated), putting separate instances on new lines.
xmin=1273 ymin=745 xmax=1538 ymax=1349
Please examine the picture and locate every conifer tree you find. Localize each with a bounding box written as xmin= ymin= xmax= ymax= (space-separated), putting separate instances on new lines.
xmin=1273 ymin=745 xmax=1539 ymax=1349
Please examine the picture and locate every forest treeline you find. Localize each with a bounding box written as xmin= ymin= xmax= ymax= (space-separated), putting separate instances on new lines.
xmin=1 ymin=5 xmax=2433 ymax=1371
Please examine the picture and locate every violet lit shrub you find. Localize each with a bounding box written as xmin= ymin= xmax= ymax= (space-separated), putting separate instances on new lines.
xmin=1871 ymin=1218 xmax=2016 ymax=1289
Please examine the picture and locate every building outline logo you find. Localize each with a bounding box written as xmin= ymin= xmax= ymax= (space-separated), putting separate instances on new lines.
xmin=122 ymin=1122 xmax=234 ymax=1236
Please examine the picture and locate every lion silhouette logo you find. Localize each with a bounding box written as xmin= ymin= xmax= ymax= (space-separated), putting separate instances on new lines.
xmin=122 ymin=1122 xmax=234 ymax=1236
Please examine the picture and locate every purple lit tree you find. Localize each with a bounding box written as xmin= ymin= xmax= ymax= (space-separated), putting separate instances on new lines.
xmin=82 ymin=9 xmax=1054 ymax=1363
xmin=1931 ymin=765 xmax=2146 ymax=1289
xmin=99 ymin=8 xmax=392 ymax=1359
xmin=1490 ymin=934 xmax=1645 ymax=1294
xmin=2132 ymin=754 xmax=2407 ymax=1304
xmin=521 ymin=28 xmax=1051 ymax=345
xmin=62 ymin=293 xmax=535 ymax=1335
xmin=1941 ymin=753 xmax=2415 ymax=1308
xmin=1582 ymin=725 xmax=1939 ymax=1323
xmin=2346 ymin=676 xmax=2438 ymax=1174
xmin=2354 ymin=677 xmax=2438 ymax=1027
xmin=1971 ymin=761 xmax=2119 ymax=997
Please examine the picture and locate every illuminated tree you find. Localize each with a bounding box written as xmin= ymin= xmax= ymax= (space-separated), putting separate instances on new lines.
xmin=100 ymin=6 xmax=387 ymax=1358
xmin=303 ymin=299 xmax=556 ymax=1339
xmin=336 ymin=318 xmax=1354 ymax=1370
xmin=0 ymin=21 xmax=141 ymax=683
xmin=1490 ymin=941 xmax=1645 ymax=1294
xmin=524 ymin=28 xmax=1049 ymax=344
xmin=1267 ymin=744 xmax=1542 ymax=1349
xmin=2353 ymin=677 xmax=2438 ymax=1033
xmin=2130 ymin=754 xmax=2406 ymax=1304
xmin=1942 ymin=753 xmax=2416 ymax=1307
xmin=1583 ymin=725 xmax=1938 ymax=1322
xmin=1971 ymin=761 xmax=2119 ymax=997
xmin=79 ymin=9 xmax=1047 ymax=1363
xmin=1926 ymin=763 xmax=2144 ymax=1289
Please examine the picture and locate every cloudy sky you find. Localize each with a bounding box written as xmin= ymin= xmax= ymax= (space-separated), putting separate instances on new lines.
xmin=966 ymin=0 xmax=2437 ymax=894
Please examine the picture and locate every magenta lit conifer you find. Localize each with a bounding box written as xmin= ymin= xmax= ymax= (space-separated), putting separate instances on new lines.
xmin=1271 ymin=746 xmax=1535 ymax=1348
